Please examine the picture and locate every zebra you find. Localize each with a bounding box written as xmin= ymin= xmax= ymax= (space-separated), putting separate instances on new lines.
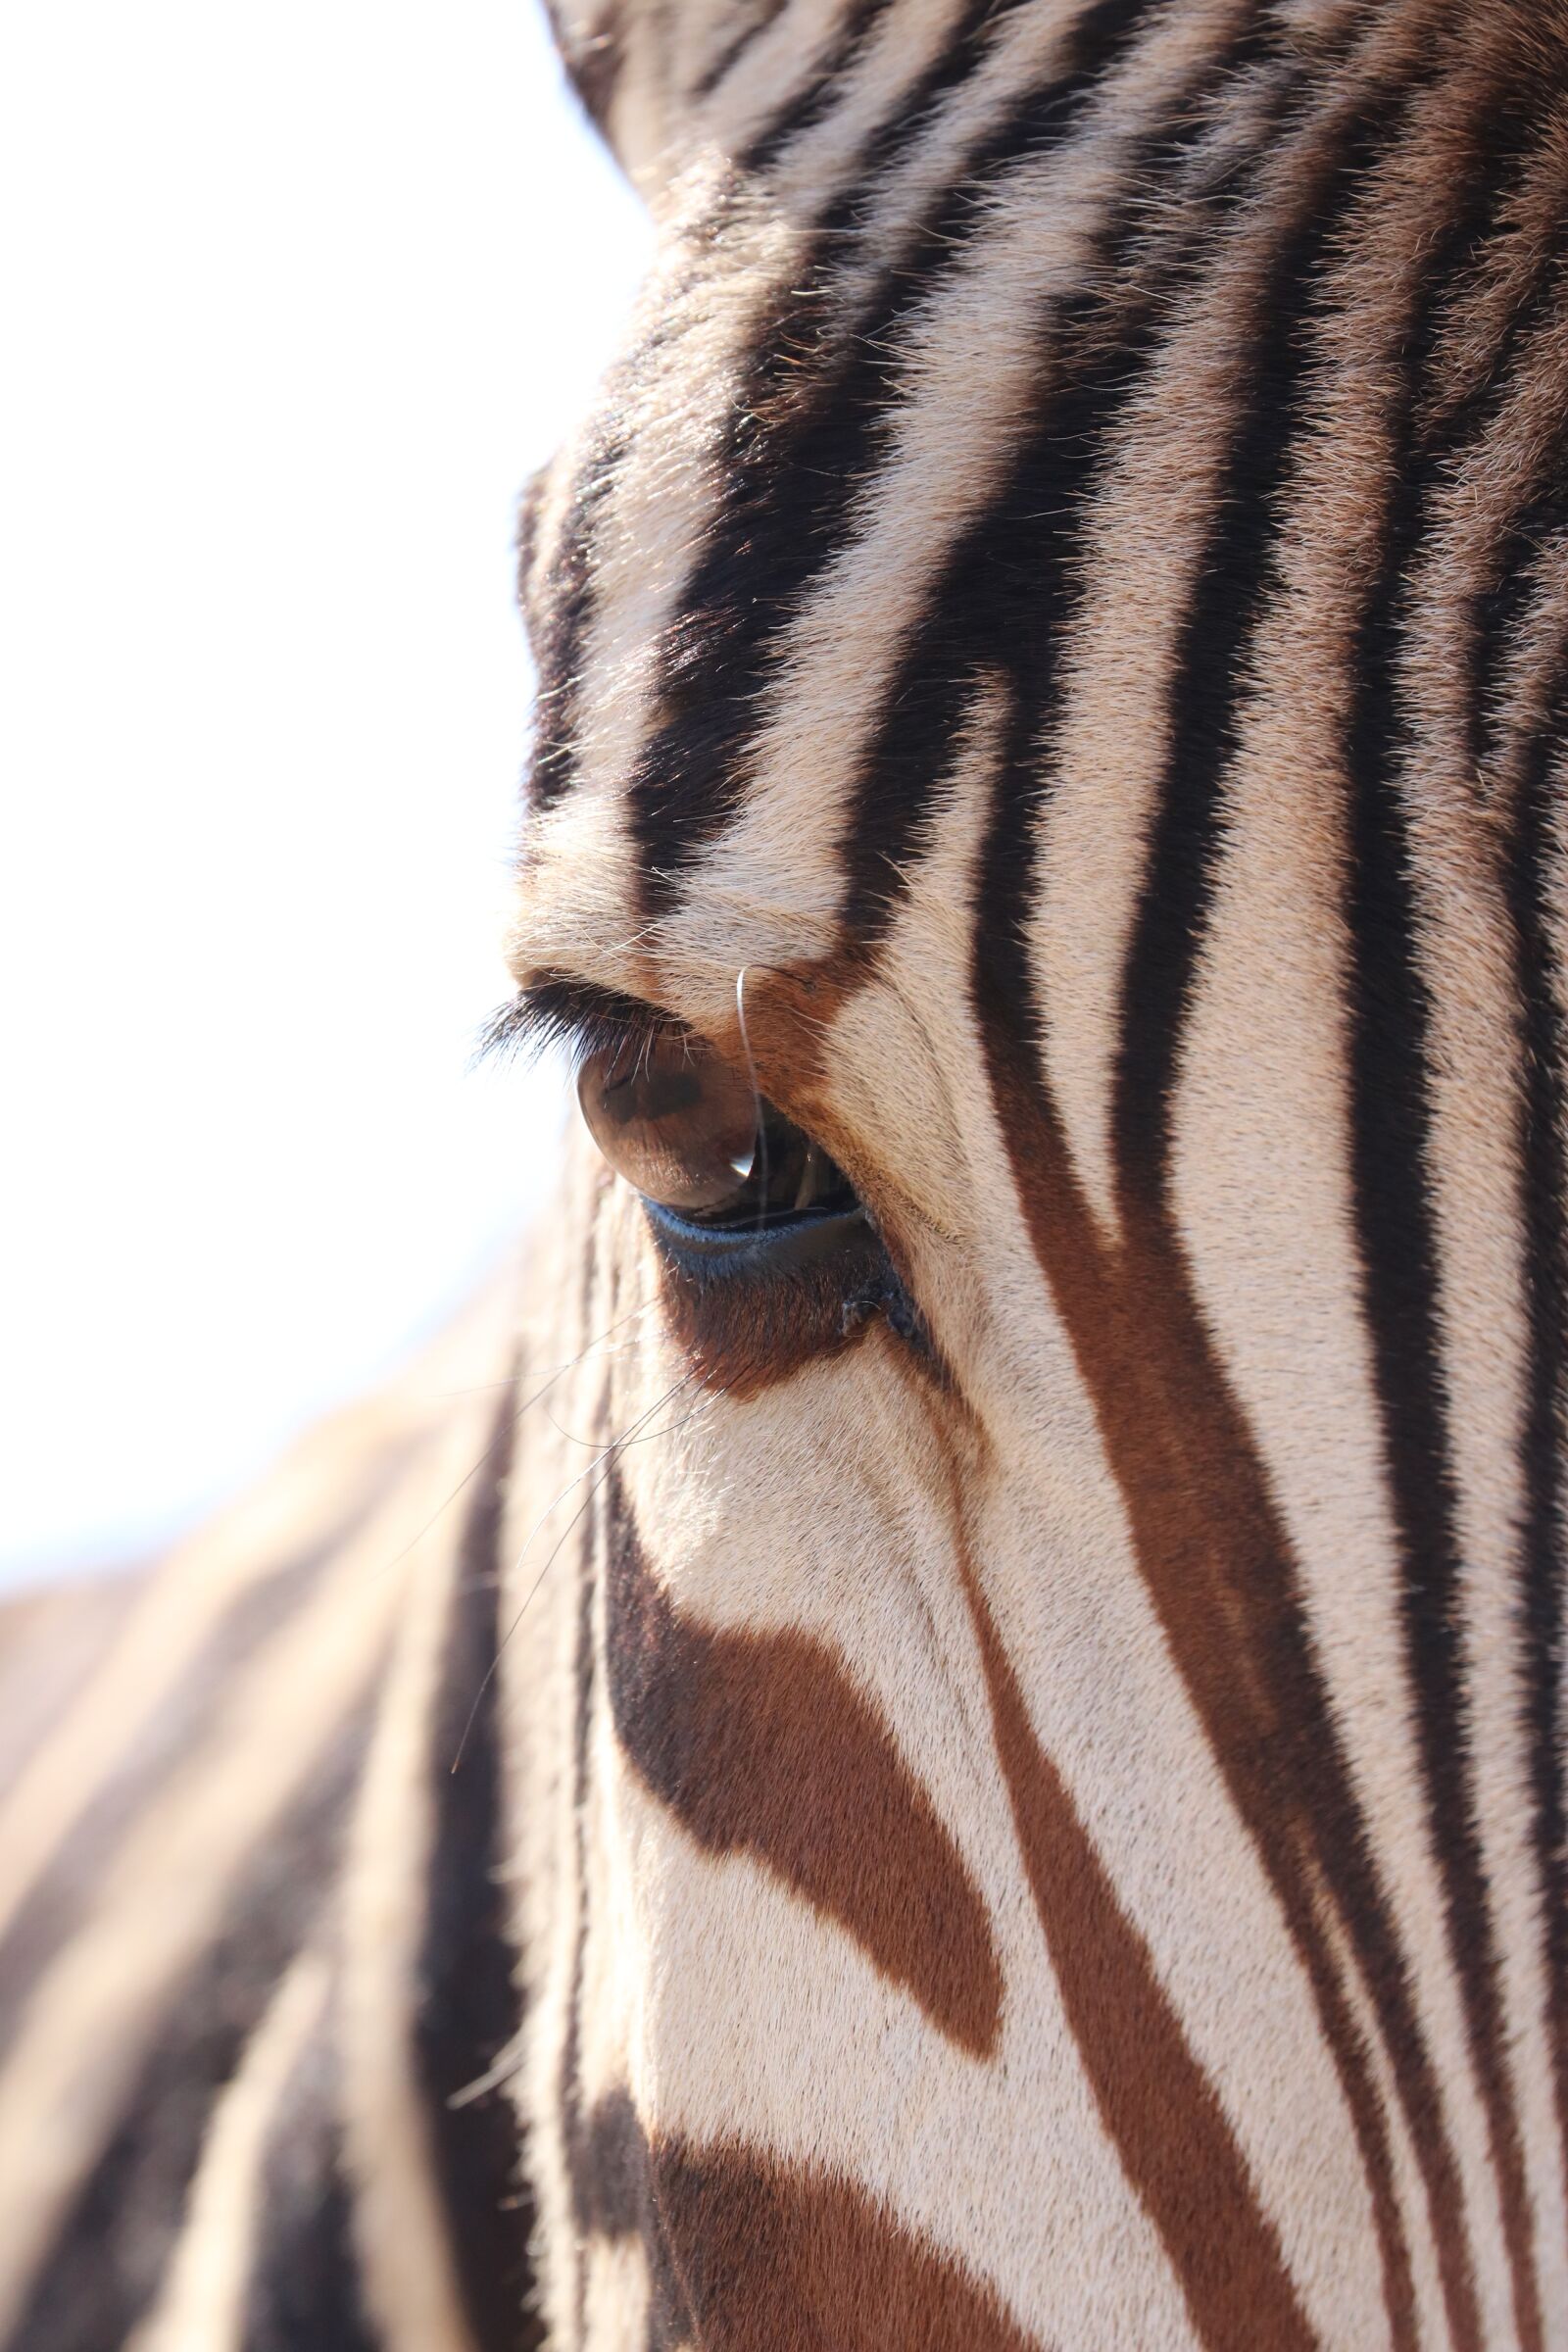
xmin=3 ymin=0 xmax=1568 ymax=2341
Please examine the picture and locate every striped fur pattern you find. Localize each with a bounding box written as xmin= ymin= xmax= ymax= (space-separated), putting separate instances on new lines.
xmin=4 ymin=0 xmax=1568 ymax=2341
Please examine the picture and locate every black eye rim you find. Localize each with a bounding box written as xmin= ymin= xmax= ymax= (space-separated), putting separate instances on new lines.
xmin=640 ymin=1194 xmax=872 ymax=1278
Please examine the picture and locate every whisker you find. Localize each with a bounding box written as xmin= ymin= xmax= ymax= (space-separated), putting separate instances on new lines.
xmin=735 ymin=964 xmax=768 ymax=1234
xmin=420 ymin=1301 xmax=657 ymax=1395
xmin=448 ymin=1371 xmax=709 ymax=1774
xmin=382 ymin=1293 xmax=655 ymax=1575
xmin=500 ymin=1373 xmax=689 ymax=1583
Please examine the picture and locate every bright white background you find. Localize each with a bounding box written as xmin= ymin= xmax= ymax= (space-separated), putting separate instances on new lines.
xmin=1 ymin=3 xmax=652 ymax=1586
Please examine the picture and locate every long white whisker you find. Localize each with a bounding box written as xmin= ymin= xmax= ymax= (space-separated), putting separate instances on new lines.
xmin=449 ymin=1371 xmax=715 ymax=1774
xmin=382 ymin=1292 xmax=655 ymax=1576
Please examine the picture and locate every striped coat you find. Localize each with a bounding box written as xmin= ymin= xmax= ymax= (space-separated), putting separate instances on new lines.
xmin=4 ymin=0 xmax=1568 ymax=2343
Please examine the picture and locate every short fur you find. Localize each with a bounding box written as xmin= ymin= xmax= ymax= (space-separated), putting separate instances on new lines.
xmin=3 ymin=2 xmax=1568 ymax=2344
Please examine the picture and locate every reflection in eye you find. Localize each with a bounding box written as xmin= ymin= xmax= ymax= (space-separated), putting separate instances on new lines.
xmin=578 ymin=1032 xmax=756 ymax=1212
xmin=576 ymin=1031 xmax=857 ymax=1230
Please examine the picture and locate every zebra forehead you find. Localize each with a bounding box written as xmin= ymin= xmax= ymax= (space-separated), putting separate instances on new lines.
xmin=505 ymin=0 xmax=1568 ymax=1260
xmin=507 ymin=0 xmax=1540 ymax=1017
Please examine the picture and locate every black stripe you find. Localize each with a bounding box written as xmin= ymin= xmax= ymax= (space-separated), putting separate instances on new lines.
xmin=847 ymin=0 xmax=1044 ymax=180
xmin=1110 ymin=48 xmax=1511 ymax=1187
xmin=691 ymin=0 xmax=791 ymax=102
xmin=1109 ymin=25 xmax=1540 ymax=2348
xmin=0 ymin=1524 xmax=367 ymax=2066
xmin=1506 ymin=642 xmax=1568 ymax=2169
xmin=240 ymin=1991 xmax=379 ymax=2352
xmin=973 ymin=15 xmax=1479 ymax=2343
xmin=627 ymin=0 xmax=1167 ymax=917
xmin=1401 ymin=44 xmax=1568 ymax=790
xmin=527 ymin=270 xmax=707 ymax=817
xmin=1468 ymin=388 xmax=1568 ymax=785
xmin=738 ymin=0 xmax=903 ymax=175
xmin=557 ymin=1256 xmax=669 ymax=2351
xmin=1339 ymin=45 xmax=1552 ymax=2349
xmin=527 ymin=419 xmax=627 ymax=815
xmin=11 ymin=1714 xmax=369 ymax=2352
xmin=838 ymin=9 xmax=1289 ymax=944
xmin=578 ymin=1478 xmax=700 ymax=2352
xmin=412 ymin=1377 xmax=544 ymax=2352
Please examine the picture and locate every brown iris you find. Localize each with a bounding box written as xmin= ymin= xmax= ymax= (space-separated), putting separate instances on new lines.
xmin=576 ymin=1031 xmax=856 ymax=1230
xmin=578 ymin=1031 xmax=756 ymax=1212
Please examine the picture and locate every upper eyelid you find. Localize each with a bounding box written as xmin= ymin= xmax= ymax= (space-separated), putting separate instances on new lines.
xmin=478 ymin=974 xmax=684 ymax=1075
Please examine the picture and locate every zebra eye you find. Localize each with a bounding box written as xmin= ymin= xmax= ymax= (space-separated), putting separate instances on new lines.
xmin=575 ymin=1026 xmax=918 ymax=1387
xmin=576 ymin=1033 xmax=858 ymax=1238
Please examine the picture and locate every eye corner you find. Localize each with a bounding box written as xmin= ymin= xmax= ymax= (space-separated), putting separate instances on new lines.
xmin=567 ymin=999 xmax=932 ymax=1385
xmin=839 ymin=1253 xmax=935 ymax=1360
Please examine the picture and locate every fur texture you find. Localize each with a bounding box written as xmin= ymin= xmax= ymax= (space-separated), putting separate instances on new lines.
xmin=4 ymin=1 xmax=1568 ymax=2344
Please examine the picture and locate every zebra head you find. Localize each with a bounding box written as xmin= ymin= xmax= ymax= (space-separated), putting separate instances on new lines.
xmin=491 ymin=2 xmax=1568 ymax=2346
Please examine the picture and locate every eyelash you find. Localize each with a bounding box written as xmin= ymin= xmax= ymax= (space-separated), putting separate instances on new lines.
xmin=478 ymin=976 xmax=678 ymax=1079
xmin=486 ymin=975 xmax=932 ymax=1389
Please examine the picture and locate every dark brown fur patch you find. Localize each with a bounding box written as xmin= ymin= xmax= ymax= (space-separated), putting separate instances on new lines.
xmin=955 ymin=1537 xmax=1315 ymax=2352
xmin=604 ymin=1469 xmax=1004 ymax=2057
xmin=651 ymin=2136 xmax=1049 ymax=2352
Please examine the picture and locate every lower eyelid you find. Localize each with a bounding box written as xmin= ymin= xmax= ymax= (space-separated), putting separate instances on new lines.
xmin=637 ymin=1195 xmax=906 ymax=1398
xmin=641 ymin=1197 xmax=872 ymax=1276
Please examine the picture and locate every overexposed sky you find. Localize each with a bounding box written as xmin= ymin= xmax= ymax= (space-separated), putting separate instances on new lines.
xmin=0 ymin=2 xmax=653 ymax=1584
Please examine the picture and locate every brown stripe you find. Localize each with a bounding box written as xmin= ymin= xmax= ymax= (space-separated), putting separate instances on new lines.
xmin=743 ymin=22 xmax=1471 ymax=2331
xmin=603 ymin=1467 xmax=1004 ymax=2058
xmin=975 ymin=916 xmax=1430 ymax=2346
xmin=946 ymin=1524 xmax=1316 ymax=2352
xmin=568 ymin=2086 xmax=706 ymax=2352
xmin=651 ymin=2134 xmax=1050 ymax=2352
xmin=568 ymin=2091 xmax=1051 ymax=2352
xmin=954 ymin=13 xmax=1512 ymax=2331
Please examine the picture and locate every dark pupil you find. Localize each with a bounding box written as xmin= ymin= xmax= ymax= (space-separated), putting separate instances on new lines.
xmin=577 ymin=1034 xmax=855 ymax=1227
xmin=600 ymin=1062 xmax=705 ymax=1127
xmin=751 ymin=1116 xmax=809 ymax=1212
